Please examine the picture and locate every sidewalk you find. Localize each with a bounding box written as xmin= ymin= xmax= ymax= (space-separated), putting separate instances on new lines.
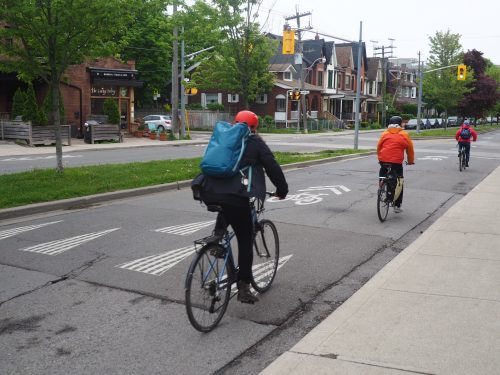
xmin=262 ymin=166 xmax=500 ymax=375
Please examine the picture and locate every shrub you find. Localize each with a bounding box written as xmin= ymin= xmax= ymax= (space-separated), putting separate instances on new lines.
xmin=23 ymin=84 xmax=39 ymax=123
xmin=206 ymin=103 xmax=224 ymax=111
xmin=186 ymin=103 xmax=203 ymax=110
xmin=263 ymin=115 xmax=274 ymax=128
xmin=11 ymin=88 xmax=26 ymax=119
xmin=103 ymin=98 xmax=120 ymax=124
xmin=401 ymin=113 xmax=413 ymax=121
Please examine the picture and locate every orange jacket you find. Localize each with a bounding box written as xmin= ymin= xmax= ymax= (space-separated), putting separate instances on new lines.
xmin=377 ymin=127 xmax=415 ymax=164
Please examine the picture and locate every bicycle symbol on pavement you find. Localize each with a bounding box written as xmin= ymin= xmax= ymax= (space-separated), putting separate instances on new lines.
xmin=267 ymin=185 xmax=350 ymax=205
xmin=418 ymin=155 xmax=449 ymax=161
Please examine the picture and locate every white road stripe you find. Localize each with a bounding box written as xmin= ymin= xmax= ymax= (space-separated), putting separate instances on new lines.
xmin=0 ymin=220 xmax=63 ymax=240
xmin=231 ymin=254 xmax=293 ymax=293
xmin=19 ymin=228 xmax=120 ymax=256
xmin=154 ymin=220 xmax=215 ymax=235
xmin=116 ymin=245 xmax=196 ymax=275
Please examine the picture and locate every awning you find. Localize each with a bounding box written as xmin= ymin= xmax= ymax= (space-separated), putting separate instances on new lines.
xmin=93 ymin=78 xmax=144 ymax=87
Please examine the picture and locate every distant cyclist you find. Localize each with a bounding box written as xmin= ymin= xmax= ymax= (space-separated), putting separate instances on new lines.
xmin=455 ymin=119 xmax=477 ymax=167
xmin=377 ymin=116 xmax=415 ymax=213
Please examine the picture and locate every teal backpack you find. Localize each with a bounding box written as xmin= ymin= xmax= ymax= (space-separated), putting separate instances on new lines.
xmin=200 ymin=121 xmax=250 ymax=178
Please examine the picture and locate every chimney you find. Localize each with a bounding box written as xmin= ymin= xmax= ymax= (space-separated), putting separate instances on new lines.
xmin=315 ymin=33 xmax=320 ymax=40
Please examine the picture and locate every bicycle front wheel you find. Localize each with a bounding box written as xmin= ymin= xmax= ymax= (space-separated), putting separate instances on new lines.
xmin=377 ymin=183 xmax=390 ymax=222
xmin=185 ymin=245 xmax=231 ymax=332
xmin=251 ymin=219 xmax=279 ymax=293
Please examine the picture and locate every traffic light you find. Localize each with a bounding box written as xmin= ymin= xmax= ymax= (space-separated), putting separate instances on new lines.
xmin=184 ymin=87 xmax=198 ymax=96
xmin=282 ymin=27 xmax=295 ymax=55
xmin=457 ymin=64 xmax=466 ymax=81
xmin=288 ymin=89 xmax=301 ymax=101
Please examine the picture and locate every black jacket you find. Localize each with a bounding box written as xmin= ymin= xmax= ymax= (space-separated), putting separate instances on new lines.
xmin=201 ymin=134 xmax=288 ymax=206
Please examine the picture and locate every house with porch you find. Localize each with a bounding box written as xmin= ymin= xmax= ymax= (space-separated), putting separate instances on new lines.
xmin=365 ymin=57 xmax=383 ymax=123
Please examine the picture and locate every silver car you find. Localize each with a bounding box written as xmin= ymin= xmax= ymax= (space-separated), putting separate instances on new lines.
xmin=142 ymin=114 xmax=172 ymax=132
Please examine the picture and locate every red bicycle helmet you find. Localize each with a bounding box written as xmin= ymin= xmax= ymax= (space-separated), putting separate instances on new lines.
xmin=234 ymin=110 xmax=259 ymax=130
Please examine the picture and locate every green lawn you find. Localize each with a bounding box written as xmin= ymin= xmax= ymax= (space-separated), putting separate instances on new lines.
xmin=410 ymin=124 xmax=500 ymax=137
xmin=0 ymin=149 xmax=372 ymax=209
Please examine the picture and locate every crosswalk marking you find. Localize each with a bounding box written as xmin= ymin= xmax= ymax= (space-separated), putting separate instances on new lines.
xmin=18 ymin=228 xmax=120 ymax=256
xmin=0 ymin=220 xmax=63 ymax=241
xmin=116 ymin=245 xmax=196 ymax=275
xmin=230 ymin=254 xmax=294 ymax=293
xmin=154 ymin=220 xmax=215 ymax=236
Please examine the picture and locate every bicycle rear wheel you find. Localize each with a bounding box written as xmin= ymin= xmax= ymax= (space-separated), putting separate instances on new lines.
xmin=185 ymin=245 xmax=231 ymax=332
xmin=377 ymin=182 xmax=390 ymax=222
xmin=251 ymin=219 xmax=279 ymax=293
xmin=462 ymin=151 xmax=467 ymax=170
xmin=459 ymin=150 xmax=463 ymax=171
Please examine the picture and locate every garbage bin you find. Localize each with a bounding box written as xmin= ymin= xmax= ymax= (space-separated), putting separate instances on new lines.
xmin=83 ymin=120 xmax=100 ymax=143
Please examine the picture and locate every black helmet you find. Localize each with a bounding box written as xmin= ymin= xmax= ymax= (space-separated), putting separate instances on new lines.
xmin=389 ymin=116 xmax=402 ymax=126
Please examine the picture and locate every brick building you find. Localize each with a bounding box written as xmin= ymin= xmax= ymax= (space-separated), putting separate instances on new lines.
xmin=0 ymin=57 xmax=142 ymax=136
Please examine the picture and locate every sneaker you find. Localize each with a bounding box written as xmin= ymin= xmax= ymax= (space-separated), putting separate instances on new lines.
xmin=394 ymin=206 xmax=403 ymax=213
xmin=466 ymin=162 xmax=469 ymax=167
xmin=237 ymin=281 xmax=259 ymax=304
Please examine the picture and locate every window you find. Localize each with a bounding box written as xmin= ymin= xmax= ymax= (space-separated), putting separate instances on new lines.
xmin=345 ymin=75 xmax=350 ymax=89
xmin=328 ymin=71 xmax=334 ymax=89
xmin=276 ymin=98 xmax=286 ymax=112
xmin=411 ymin=87 xmax=417 ymax=98
xmin=256 ymin=94 xmax=268 ymax=104
xmin=228 ymin=93 xmax=239 ymax=103
xmin=205 ymin=93 xmax=219 ymax=105
xmin=317 ymin=71 xmax=323 ymax=86
xmin=283 ymin=71 xmax=292 ymax=81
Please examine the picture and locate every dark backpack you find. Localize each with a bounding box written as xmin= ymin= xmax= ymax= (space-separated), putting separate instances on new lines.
xmin=460 ymin=127 xmax=471 ymax=139
xmin=200 ymin=121 xmax=250 ymax=177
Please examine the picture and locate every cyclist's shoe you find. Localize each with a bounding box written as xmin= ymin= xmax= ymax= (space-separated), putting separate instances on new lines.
xmin=237 ymin=281 xmax=259 ymax=304
xmin=394 ymin=206 xmax=403 ymax=213
xmin=466 ymin=162 xmax=469 ymax=167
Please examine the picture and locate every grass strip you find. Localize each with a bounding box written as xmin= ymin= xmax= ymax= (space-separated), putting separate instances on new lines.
xmin=0 ymin=149 xmax=372 ymax=209
xmin=410 ymin=124 xmax=500 ymax=137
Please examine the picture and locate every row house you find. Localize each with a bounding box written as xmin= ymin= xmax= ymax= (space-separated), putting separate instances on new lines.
xmin=387 ymin=58 xmax=419 ymax=108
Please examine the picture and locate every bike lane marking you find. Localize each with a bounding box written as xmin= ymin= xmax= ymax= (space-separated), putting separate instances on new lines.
xmin=154 ymin=220 xmax=215 ymax=236
xmin=0 ymin=155 xmax=83 ymax=162
xmin=0 ymin=220 xmax=63 ymax=240
xmin=18 ymin=228 xmax=120 ymax=256
xmin=267 ymin=185 xmax=351 ymax=205
xmin=115 ymin=245 xmax=196 ymax=276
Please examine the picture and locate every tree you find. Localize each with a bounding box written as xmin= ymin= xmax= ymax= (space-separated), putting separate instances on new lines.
xmin=0 ymin=0 xmax=131 ymax=172
xmin=422 ymin=30 xmax=470 ymax=118
xmin=459 ymin=49 xmax=500 ymax=118
xmin=190 ymin=0 xmax=275 ymax=109
xmin=117 ymin=0 xmax=173 ymax=107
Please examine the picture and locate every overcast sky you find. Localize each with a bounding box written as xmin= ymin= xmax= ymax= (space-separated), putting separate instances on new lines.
xmin=257 ymin=0 xmax=500 ymax=65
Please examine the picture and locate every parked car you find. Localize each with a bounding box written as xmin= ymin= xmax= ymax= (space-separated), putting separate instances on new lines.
xmin=141 ymin=114 xmax=172 ymax=132
xmin=447 ymin=116 xmax=460 ymax=126
xmin=405 ymin=119 xmax=422 ymax=130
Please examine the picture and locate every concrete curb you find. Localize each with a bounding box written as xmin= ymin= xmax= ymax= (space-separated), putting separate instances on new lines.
xmin=0 ymin=151 xmax=376 ymax=221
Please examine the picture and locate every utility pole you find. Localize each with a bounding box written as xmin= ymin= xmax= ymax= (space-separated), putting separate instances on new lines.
xmin=285 ymin=6 xmax=312 ymax=134
xmin=171 ymin=4 xmax=180 ymax=138
xmin=354 ymin=21 xmax=362 ymax=150
xmin=416 ymin=51 xmax=423 ymax=133
xmin=373 ymin=41 xmax=395 ymax=127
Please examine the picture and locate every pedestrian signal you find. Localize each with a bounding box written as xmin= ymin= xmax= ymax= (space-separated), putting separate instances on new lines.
xmin=282 ymin=28 xmax=295 ymax=55
xmin=457 ymin=64 xmax=466 ymax=81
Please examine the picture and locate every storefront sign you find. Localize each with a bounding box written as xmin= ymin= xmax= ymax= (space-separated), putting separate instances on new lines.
xmin=90 ymin=69 xmax=137 ymax=80
xmin=91 ymin=86 xmax=117 ymax=97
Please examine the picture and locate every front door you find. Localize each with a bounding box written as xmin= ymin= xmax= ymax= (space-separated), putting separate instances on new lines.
xmin=120 ymin=99 xmax=129 ymax=130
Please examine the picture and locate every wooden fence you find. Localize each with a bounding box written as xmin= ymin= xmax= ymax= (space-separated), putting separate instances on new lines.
xmin=87 ymin=124 xmax=122 ymax=144
xmin=0 ymin=120 xmax=71 ymax=146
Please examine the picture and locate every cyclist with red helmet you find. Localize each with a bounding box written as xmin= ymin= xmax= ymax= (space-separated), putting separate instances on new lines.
xmin=201 ymin=110 xmax=288 ymax=303
xmin=455 ymin=119 xmax=477 ymax=167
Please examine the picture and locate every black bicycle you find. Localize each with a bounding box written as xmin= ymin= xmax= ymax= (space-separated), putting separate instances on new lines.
xmin=185 ymin=192 xmax=279 ymax=332
xmin=377 ymin=163 xmax=402 ymax=222
xmin=458 ymin=143 xmax=467 ymax=171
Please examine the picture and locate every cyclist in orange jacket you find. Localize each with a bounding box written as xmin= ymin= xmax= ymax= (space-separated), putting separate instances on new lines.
xmin=377 ymin=116 xmax=415 ymax=213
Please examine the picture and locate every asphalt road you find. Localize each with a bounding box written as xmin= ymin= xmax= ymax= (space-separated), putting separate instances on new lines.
xmin=1 ymin=132 xmax=500 ymax=374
